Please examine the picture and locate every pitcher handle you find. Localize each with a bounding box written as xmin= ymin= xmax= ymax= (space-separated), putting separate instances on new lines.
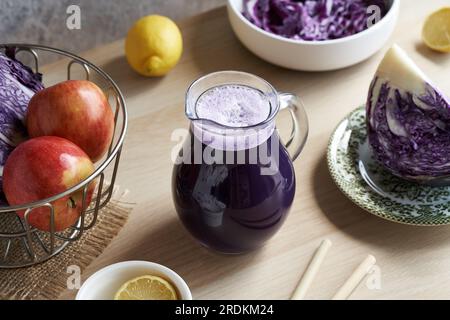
xmin=278 ymin=93 xmax=309 ymax=161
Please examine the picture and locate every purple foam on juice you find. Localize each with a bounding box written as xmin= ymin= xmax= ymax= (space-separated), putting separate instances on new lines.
xmin=196 ymin=85 xmax=271 ymax=127
xmin=193 ymin=85 xmax=275 ymax=151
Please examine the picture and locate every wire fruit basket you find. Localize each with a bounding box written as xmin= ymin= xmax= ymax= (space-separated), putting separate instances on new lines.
xmin=0 ymin=44 xmax=128 ymax=268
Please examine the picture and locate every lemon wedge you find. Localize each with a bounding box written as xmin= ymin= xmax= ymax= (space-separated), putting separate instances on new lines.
xmin=114 ymin=275 xmax=178 ymax=300
xmin=422 ymin=7 xmax=450 ymax=53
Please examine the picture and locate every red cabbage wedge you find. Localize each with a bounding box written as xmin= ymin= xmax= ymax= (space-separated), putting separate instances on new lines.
xmin=367 ymin=44 xmax=450 ymax=182
xmin=0 ymin=50 xmax=44 ymax=201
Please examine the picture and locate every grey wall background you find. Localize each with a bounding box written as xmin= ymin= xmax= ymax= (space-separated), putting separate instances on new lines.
xmin=0 ymin=0 xmax=225 ymax=61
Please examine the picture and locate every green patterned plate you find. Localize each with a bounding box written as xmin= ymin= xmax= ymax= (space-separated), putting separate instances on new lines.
xmin=327 ymin=106 xmax=450 ymax=226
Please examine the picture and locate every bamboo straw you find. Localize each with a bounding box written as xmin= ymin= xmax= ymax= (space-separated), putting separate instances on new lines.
xmin=291 ymin=239 xmax=332 ymax=300
xmin=332 ymin=254 xmax=376 ymax=300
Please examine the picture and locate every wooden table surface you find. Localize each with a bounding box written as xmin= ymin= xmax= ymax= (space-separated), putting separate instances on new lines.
xmin=57 ymin=1 xmax=450 ymax=299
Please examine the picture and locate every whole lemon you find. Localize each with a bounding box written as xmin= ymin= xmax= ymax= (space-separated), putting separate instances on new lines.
xmin=125 ymin=15 xmax=183 ymax=77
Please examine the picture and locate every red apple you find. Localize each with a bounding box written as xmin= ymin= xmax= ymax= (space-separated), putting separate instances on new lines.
xmin=3 ymin=136 xmax=95 ymax=232
xmin=27 ymin=80 xmax=114 ymax=162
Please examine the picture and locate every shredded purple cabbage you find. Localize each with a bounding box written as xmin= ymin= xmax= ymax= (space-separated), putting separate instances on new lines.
xmin=0 ymin=49 xmax=44 ymax=199
xmin=243 ymin=0 xmax=388 ymax=41
xmin=367 ymin=77 xmax=450 ymax=179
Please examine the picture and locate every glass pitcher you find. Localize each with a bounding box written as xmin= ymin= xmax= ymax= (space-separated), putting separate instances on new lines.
xmin=172 ymin=71 xmax=308 ymax=254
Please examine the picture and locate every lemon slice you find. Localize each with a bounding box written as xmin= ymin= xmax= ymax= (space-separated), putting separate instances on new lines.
xmin=422 ymin=7 xmax=450 ymax=53
xmin=114 ymin=275 xmax=178 ymax=300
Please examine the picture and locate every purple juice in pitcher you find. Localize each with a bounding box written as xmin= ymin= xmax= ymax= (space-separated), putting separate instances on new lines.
xmin=172 ymin=84 xmax=296 ymax=254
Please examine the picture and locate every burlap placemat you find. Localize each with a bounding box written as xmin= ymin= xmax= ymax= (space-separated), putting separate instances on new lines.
xmin=0 ymin=189 xmax=133 ymax=300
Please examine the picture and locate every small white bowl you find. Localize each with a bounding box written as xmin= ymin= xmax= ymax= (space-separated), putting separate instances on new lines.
xmin=76 ymin=261 xmax=192 ymax=300
xmin=227 ymin=0 xmax=400 ymax=71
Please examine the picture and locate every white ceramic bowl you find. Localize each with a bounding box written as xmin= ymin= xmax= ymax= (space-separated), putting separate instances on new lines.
xmin=76 ymin=261 xmax=192 ymax=300
xmin=227 ymin=0 xmax=400 ymax=71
